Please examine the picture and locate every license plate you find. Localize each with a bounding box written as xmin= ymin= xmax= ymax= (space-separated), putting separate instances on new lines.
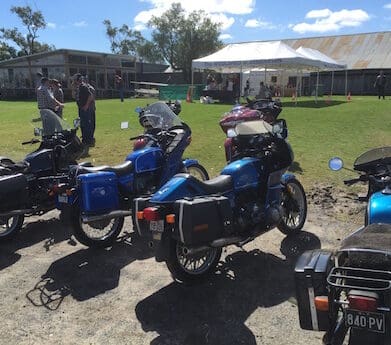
xmin=150 ymin=220 xmax=164 ymax=232
xmin=345 ymin=309 xmax=385 ymax=333
xmin=58 ymin=194 xmax=68 ymax=203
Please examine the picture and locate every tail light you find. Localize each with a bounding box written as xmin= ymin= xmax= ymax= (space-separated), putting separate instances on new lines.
xmin=143 ymin=207 xmax=161 ymax=221
xmin=348 ymin=291 xmax=378 ymax=312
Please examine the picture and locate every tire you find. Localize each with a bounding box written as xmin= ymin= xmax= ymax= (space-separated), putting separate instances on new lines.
xmin=277 ymin=178 xmax=307 ymax=235
xmin=183 ymin=163 xmax=209 ymax=181
xmin=0 ymin=215 xmax=24 ymax=241
xmin=70 ymin=206 xmax=124 ymax=248
xmin=165 ymin=238 xmax=222 ymax=285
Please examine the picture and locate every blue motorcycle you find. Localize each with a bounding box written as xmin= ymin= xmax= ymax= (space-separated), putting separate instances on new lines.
xmin=295 ymin=147 xmax=391 ymax=345
xmin=134 ymin=118 xmax=307 ymax=284
xmin=57 ymin=101 xmax=208 ymax=248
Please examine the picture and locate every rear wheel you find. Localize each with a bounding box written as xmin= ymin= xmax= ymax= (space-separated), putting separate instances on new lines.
xmin=71 ymin=207 xmax=124 ymax=248
xmin=166 ymin=239 xmax=221 ymax=284
xmin=183 ymin=163 xmax=209 ymax=181
xmin=278 ymin=178 xmax=307 ymax=235
xmin=0 ymin=215 xmax=24 ymax=241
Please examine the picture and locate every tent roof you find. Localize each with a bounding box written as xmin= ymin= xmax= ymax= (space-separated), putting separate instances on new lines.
xmin=192 ymin=40 xmax=346 ymax=72
xmin=295 ymin=46 xmax=346 ymax=69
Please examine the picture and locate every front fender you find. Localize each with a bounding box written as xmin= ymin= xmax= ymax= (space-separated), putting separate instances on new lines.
xmin=281 ymin=173 xmax=296 ymax=185
xmin=182 ymin=158 xmax=200 ymax=168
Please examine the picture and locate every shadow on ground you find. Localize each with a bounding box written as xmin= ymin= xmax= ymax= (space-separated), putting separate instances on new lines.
xmin=135 ymin=231 xmax=320 ymax=345
xmin=0 ymin=215 xmax=71 ymax=271
xmin=282 ymin=100 xmax=346 ymax=108
xmin=26 ymin=234 xmax=153 ymax=309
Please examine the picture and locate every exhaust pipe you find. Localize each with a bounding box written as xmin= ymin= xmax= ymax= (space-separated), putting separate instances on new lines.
xmin=82 ymin=210 xmax=132 ymax=223
xmin=183 ymin=235 xmax=246 ymax=255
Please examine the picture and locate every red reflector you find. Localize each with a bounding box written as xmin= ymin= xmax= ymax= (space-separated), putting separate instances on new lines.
xmin=348 ymin=295 xmax=378 ymax=312
xmin=143 ymin=207 xmax=160 ymax=221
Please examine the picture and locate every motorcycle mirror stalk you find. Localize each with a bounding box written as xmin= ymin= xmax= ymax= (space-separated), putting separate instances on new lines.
xmin=328 ymin=157 xmax=355 ymax=172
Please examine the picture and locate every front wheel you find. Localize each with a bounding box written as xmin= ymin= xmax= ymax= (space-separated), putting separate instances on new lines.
xmin=71 ymin=207 xmax=124 ymax=248
xmin=183 ymin=163 xmax=209 ymax=181
xmin=0 ymin=215 xmax=24 ymax=241
xmin=278 ymin=178 xmax=307 ymax=235
xmin=165 ymin=239 xmax=222 ymax=284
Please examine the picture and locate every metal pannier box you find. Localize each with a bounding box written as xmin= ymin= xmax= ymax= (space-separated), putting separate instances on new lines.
xmin=0 ymin=173 xmax=28 ymax=211
xmin=173 ymin=195 xmax=233 ymax=246
xmin=78 ymin=172 xmax=119 ymax=214
xmin=294 ymin=250 xmax=332 ymax=331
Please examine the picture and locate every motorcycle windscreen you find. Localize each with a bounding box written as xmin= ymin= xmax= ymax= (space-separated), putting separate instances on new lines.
xmin=39 ymin=109 xmax=71 ymax=136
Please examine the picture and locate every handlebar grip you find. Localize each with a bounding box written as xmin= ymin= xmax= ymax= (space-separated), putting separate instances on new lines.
xmin=343 ymin=178 xmax=361 ymax=186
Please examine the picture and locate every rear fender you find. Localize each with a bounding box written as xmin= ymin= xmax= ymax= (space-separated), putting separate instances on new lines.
xmin=182 ymin=158 xmax=199 ymax=168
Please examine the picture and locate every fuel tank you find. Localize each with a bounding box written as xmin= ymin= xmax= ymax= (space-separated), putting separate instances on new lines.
xmin=24 ymin=148 xmax=54 ymax=174
xmin=126 ymin=147 xmax=163 ymax=174
xmin=367 ymin=188 xmax=391 ymax=224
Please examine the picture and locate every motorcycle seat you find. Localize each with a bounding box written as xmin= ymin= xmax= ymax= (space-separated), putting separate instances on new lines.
xmin=178 ymin=173 xmax=233 ymax=194
xmin=0 ymin=158 xmax=30 ymax=174
xmin=76 ymin=160 xmax=133 ymax=177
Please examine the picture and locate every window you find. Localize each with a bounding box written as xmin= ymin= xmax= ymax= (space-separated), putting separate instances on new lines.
xmin=7 ymin=69 xmax=14 ymax=82
xmin=88 ymin=56 xmax=103 ymax=65
xmin=288 ymin=76 xmax=297 ymax=87
xmin=121 ymin=59 xmax=135 ymax=68
xmin=271 ymin=76 xmax=277 ymax=83
xmin=68 ymin=54 xmax=87 ymax=64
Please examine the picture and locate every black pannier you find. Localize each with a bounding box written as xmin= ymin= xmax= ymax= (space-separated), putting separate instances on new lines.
xmin=294 ymin=249 xmax=332 ymax=331
xmin=173 ymin=195 xmax=233 ymax=246
xmin=0 ymin=173 xmax=29 ymax=211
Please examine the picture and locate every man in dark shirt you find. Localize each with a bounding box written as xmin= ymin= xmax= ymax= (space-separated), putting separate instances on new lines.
xmin=73 ymin=74 xmax=94 ymax=147
xmin=374 ymin=70 xmax=387 ymax=100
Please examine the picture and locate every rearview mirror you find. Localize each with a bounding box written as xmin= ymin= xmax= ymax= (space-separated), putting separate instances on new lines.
xmin=227 ymin=128 xmax=237 ymax=138
xmin=73 ymin=118 xmax=80 ymax=129
xmin=34 ymin=128 xmax=43 ymax=136
xmin=273 ymin=119 xmax=288 ymax=139
xmin=329 ymin=157 xmax=344 ymax=171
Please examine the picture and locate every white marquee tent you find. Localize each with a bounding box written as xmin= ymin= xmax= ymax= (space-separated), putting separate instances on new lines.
xmin=192 ymin=41 xmax=347 ymax=99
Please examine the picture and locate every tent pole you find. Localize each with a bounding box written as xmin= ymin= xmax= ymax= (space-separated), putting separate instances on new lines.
xmin=331 ymin=70 xmax=334 ymax=97
xmin=239 ymin=62 xmax=243 ymax=103
xmin=315 ymin=69 xmax=319 ymax=103
xmin=345 ymin=69 xmax=348 ymax=96
xmin=191 ymin=68 xmax=194 ymax=86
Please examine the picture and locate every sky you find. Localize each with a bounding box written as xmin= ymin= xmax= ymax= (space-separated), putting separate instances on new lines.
xmin=1 ymin=0 xmax=391 ymax=53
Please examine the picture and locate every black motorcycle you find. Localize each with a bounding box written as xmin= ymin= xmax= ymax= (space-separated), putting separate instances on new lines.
xmin=0 ymin=110 xmax=83 ymax=240
xmin=295 ymin=147 xmax=391 ymax=345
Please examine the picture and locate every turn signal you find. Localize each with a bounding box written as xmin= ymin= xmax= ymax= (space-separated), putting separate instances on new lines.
xmin=314 ymin=296 xmax=329 ymax=311
xmin=348 ymin=294 xmax=378 ymax=312
xmin=166 ymin=214 xmax=175 ymax=224
xmin=143 ymin=207 xmax=160 ymax=221
xmin=137 ymin=211 xmax=144 ymax=220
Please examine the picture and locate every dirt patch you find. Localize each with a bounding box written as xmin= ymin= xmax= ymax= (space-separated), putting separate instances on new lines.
xmin=0 ymin=185 xmax=362 ymax=345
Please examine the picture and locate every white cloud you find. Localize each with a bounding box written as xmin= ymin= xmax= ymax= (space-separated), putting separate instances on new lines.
xmin=209 ymin=13 xmax=235 ymax=30
xmin=134 ymin=24 xmax=147 ymax=31
xmin=73 ymin=21 xmax=88 ymax=27
xmin=219 ymin=33 xmax=232 ymax=40
xmin=291 ymin=8 xmax=370 ymax=34
xmin=134 ymin=0 xmax=254 ymax=30
xmin=245 ymin=19 xmax=275 ymax=29
xmin=47 ymin=22 xmax=56 ymax=29
xmin=384 ymin=3 xmax=391 ymax=9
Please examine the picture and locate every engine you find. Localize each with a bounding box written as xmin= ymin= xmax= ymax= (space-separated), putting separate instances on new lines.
xmin=133 ymin=172 xmax=159 ymax=195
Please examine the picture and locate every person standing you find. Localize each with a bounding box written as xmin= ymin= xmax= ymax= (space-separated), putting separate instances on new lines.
xmin=37 ymin=77 xmax=64 ymax=115
xmin=73 ymin=74 xmax=94 ymax=149
xmin=374 ymin=70 xmax=387 ymax=100
xmin=50 ymin=79 xmax=64 ymax=118
xmin=115 ymin=74 xmax=125 ymax=102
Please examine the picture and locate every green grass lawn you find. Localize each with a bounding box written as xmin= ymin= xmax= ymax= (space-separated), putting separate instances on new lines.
xmin=0 ymin=95 xmax=390 ymax=189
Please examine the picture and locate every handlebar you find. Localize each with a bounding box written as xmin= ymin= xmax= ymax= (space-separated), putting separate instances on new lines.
xmin=21 ymin=138 xmax=40 ymax=145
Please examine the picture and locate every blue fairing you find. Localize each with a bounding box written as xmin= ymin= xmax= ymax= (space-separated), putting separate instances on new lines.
xmin=367 ymin=189 xmax=391 ymax=224
xmin=150 ymin=174 xmax=206 ymax=203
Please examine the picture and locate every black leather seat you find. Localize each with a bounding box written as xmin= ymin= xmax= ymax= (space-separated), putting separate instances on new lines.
xmin=76 ymin=160 xmax=133 ymax=177
xmin=177 ymin=173 xmax=233 ymax=194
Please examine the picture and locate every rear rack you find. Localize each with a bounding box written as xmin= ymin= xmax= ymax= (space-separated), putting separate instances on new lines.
xmin=327 ymin=266 xmax=391 ymax=292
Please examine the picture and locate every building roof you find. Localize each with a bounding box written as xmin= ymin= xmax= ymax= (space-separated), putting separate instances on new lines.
xmin=282 ymin=31 xmax=391 ymax=70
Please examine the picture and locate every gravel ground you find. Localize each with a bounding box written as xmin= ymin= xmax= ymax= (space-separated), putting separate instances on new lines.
xmin=0 ymin=185 xmax=363 ymax=345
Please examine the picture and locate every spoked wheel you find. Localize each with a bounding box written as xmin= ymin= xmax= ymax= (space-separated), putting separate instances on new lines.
xmin=71 ymin=207 xmax=124 ymax=248
xmin=166 ymin=239 xmax=222 ymax=284
xmin=0 ymin=215 xmax=24 ymax=241
xmin=183 ymin=163 xmax=209 ymax=181
xmin=278 ymin=178 xmax=307 ymax=235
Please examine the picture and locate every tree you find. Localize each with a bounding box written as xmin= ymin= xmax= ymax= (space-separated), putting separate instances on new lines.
xmin=0 ymin=5 xmax=53 ymax=59
xmin=149 ymin=3 xmax=222 ymax=82
xmin=103 ymin=19 xmax=163 ymax=63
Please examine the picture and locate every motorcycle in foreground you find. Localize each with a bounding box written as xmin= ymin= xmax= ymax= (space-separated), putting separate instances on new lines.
xmin=56 ymin=101 xmax=208 ymax=248
xmin=220 ymin=98 xmax=283 ymax=161
xmin=134 ymin=118 xmax=307 ymax=284
xmin=0 ymin=110 xmax=83 ymax=240
xmin=295 ymin=146 xmax=391 ymax=344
